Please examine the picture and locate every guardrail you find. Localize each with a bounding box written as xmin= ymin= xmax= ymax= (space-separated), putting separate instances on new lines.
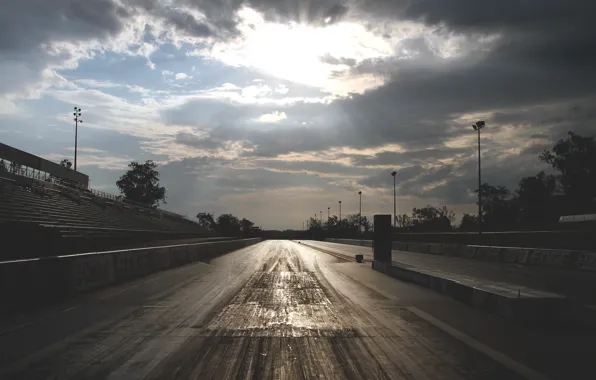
xmin=0 ymin=237 xmax=262 ymax=315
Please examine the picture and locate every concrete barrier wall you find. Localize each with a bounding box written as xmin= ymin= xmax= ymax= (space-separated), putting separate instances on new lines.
xmin=0 ymin=238 xmax=261 ymax=314
xmin=326 ymin=238 xmax=596 ymax=272
xmin=392 ymin=230 xmax=596 ymax=251
xmin=326 ymin=239 xmax=373 ymax=247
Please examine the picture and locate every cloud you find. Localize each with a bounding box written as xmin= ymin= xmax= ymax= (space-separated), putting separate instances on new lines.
xmin=175 ymin=72 xmax=192 ymax=80
xmin=256 ymin=111 xmax=287 ymax=123
xmin=1 ymin=0 xmax=595 ymax=229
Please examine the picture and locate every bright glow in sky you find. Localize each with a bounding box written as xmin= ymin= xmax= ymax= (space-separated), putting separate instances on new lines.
xmin=193 ymin=7 xmax=396 ymax=94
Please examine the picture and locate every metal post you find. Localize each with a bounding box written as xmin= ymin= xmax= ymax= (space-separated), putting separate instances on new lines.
xmin=73 ymin=107 xmax=82 ymax=171
xmin=472 ymin=120 xmax=485 ymax=235
xmin=391 ymin=171 xmax=397 ymax=227
xmin=477 ymin=126 xmax=482 ymax=234
xmin=393 ymin=175 xmax=396 ymax=227
xmin=358 ymin=191 xmax=362 ymax=236
xmin=74 ymin=119 xmax=78 ymax=171
xmin=339 ymin=201 xmax=342 ymax=238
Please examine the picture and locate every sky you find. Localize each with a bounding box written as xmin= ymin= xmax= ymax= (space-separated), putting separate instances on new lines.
xmin=1 ymin=1 xmax=595 ymax=230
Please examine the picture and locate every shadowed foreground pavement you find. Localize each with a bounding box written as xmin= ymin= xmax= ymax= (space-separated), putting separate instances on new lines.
xmin=0 ymin=241 xmax=550 ymax=379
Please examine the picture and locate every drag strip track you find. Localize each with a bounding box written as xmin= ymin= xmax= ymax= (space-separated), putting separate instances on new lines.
xmin=0 ymin=241 xmax=531 ymax=379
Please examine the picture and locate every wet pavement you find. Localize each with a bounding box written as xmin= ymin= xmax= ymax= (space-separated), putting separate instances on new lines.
xmin=0 ymin=241 xmax=565 ymax=379
xmin=301 ymin=240 xmax=596 ymax=304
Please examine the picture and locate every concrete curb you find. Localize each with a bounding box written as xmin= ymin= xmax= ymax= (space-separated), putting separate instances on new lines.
xmin=372 ymin=260 xmax=572 ymax=324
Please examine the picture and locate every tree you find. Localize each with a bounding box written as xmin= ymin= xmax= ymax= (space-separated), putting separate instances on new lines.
xmin=116 ymin=160 xmax=166 ymax=207
xmin=409 ymin=205 xmax=454 ymax=231
xmin=540 ymin=131 xmax=596 ymax=213
xmin=196 ymin=212 xmax=217 ymax=231
xmin=60 ymin=159 xmax=72 ymax=169
xmin=396 ymin=214 xmax=412 ymax=229
xmin=308 ymin=217 xmax=322 ymax=231
xmin=459 ymin=213 xmax=478 ymax=231
xmin=360 ymin=216 xmax=372 ymax=232
xmin=240 ymin=218 xmax=255 ymax=236
xmin=439 ymin=205 xmax=456 ymax=225
xmin=0 ymin=159 xmax=6 ymax=172
xmin=324 ymin=215 xmax=339 ymax=231
xmin=474 ymin=183 xmax=518 ymax=228
xmin=516 ymin=171 xmax=557 ymax=225
xmin=216 ymin=213 xmax=241 ymax=236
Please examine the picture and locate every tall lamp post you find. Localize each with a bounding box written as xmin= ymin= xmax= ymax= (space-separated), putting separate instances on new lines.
xmin=358 ymin=191 xmax=362 ymax=236
xmin=327 ymin=207 xmax=330 ymax=223
xmin=73 ymin=107 xmax=83 ymax=171
xmin=472 ymin=121 xmax=486 ymax=234
xmin=338 ymin=200 xmax=342 ymax=237
xmin=391 ymin=171 xmax=397 ymax=227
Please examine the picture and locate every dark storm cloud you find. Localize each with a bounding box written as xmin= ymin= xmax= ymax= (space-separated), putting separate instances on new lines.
xmin=0 ymin=0 xmax=128 ymax=53
xmin=403 ymin=0 xmax=595 ymax=33
xmin=322 ymin=4 xmax=349 ymax=24
xmin=163 ymin=9 xmax=214 ymax=37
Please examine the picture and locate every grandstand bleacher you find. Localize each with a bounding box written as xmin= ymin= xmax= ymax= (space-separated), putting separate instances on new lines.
xmin=0 ymin=142 xmax=210 ymax=260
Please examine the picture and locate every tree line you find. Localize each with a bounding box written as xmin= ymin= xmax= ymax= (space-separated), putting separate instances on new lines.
xmin=396 ymin=131 xmax=596 ymax=232
xmin=195 ymin=212 xmax=261 ymax=237
xmin=306 ymin=214 xmax=372 ymax=237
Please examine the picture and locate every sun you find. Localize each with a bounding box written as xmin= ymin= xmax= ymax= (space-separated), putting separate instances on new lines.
xmin=204 ymin=7 xmax=395 ymax=94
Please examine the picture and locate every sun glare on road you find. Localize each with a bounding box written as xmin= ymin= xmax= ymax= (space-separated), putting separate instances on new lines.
xmin=201 ymin=7 xmax=394 ymax=93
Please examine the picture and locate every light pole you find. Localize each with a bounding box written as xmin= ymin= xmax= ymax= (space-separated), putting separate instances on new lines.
xmin=358 ymin=191 xmax=362 ymax=236
xmin=73 ymin=107 xmax=83 ymax=171
xmin=327 ymin=207 xmax=330 ymax=223
xmin=338 ymin=200 xmax=342 ymax=237
xmin=472 ymin=121 xmax=486 ymax=234
xmin=391 ymin=171 xmax=397 ymax=227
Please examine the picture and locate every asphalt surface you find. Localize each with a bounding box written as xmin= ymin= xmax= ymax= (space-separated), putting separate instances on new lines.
xmin=301 ymin=240 xmax=596 ymax=303
xmin=1 ymin=240 xmax=592 ymax=379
